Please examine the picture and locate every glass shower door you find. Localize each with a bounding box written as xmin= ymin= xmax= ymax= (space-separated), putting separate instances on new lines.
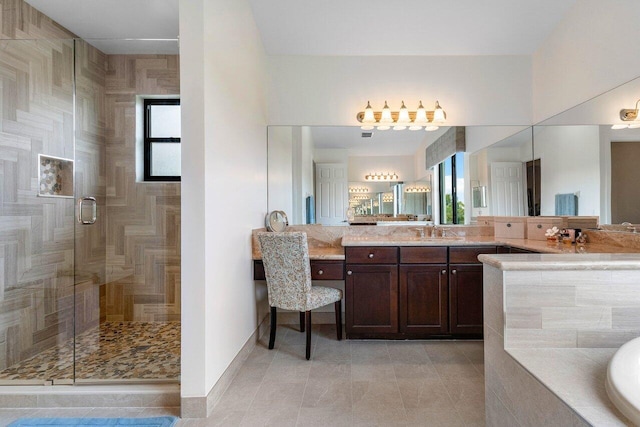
xmin=0 ymin=38 xmax=76 ymax=385
xmin=72 ymin=39 xmax=181 ymax=383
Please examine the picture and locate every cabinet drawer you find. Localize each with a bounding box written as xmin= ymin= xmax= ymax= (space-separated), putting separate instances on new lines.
xmin=345 ymin=246 xmax=398 ymax=264
xmin=311 ymin=261 xmax=344 ymax=280
xmin=449 ymin=246 xmax=496 ymax=264
xmin=254 ymin=260 xmax=345 ymax=280
xmin=400 ymin=247 xmax=447 ymax=264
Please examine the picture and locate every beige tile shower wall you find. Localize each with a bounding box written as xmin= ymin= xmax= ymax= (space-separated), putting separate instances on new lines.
xmin=504 ymin=269 xmax=640 ymax=348
xmin=104 ymin=55 xmax=181 ymax=321
xmin=0 ymin=0 xmax=78 ymax=371
xmin=74 ymin=40 xmax=107 ymax=334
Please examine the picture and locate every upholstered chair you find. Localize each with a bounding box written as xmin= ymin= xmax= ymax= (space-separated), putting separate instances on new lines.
xmin=257 ymin=232 xmax=343 ymax=360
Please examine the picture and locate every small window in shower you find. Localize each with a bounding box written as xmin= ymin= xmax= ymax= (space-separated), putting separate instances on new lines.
xmin=143 ymin=98 xmax=181 ymax=181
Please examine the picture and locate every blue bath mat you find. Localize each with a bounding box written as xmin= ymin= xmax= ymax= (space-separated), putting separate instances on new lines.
xmin=8 ymin=417 xmax=178 ymax=427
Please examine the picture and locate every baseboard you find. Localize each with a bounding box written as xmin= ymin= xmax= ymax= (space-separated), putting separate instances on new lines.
xmin=180 ymin=313 xmax=271 ymax=418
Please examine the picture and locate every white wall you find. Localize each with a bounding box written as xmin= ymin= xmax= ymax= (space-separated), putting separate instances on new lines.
xmin=533 ymin=126 xmax=600 ymax=216
xmin=348 ymin=155 xmax=415 ymax=182
xmin=267 ymin=55 xmax=532 ymax=126
xmin=466 ymin=126 xmax=530 ymax=154
xmin=533 ymin=0 xmax=640 ymax=123
xmin=180 ymin=0 xmax=268 ymax=401
xmin=267 ymin=126 xmax=293 ymax=216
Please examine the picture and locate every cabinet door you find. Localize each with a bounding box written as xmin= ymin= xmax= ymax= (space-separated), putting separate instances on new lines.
xmin=346 ymin=264 xmax=398 ymax=335
xmin=449 ymin=264 xmax=483 ymax=335
xmin=399 ymin=265 xmax=448 ymax=335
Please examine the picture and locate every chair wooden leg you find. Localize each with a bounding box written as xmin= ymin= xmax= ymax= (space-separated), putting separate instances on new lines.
xmin=305 ymin=311 xmax=312 ymax=360
xmin=299 ymin=311 xmax=305 ymax=333
xmin=335 ymin=300 xmax=342 ymax=341
xmin=269 ymin=307 xmax=277 ymax=350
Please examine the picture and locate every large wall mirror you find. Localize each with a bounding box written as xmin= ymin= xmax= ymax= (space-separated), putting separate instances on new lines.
xmin=267 ymin=125 xmax=534 ymax=225
xmin=533 ymin=74 xmax=640 ymax=226
xmin=267 ymin=75 xmax=640 ymax=227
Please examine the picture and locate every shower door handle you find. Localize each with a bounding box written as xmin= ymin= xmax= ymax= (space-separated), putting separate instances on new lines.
xmin=78 ymin=196 xmax=97 ymax=225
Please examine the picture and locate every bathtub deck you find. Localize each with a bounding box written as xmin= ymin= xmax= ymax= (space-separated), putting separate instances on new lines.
xmin=508 ymin=347 xmax=632 ymax=426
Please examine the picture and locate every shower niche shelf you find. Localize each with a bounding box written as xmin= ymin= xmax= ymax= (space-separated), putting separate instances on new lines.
xmin=38 ymin=154 xmax=74 ymax=198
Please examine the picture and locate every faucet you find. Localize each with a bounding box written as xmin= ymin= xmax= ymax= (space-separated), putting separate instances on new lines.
xmin=415 ymin=227 xmax=426 ymax=238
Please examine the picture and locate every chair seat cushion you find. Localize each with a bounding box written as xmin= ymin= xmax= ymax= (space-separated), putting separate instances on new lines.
xmin=306 ymin=286 xmax=343 ymax=311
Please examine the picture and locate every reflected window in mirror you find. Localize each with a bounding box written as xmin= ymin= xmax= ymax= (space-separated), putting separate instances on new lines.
xmin=439 ymin=152 xmax=465 ymax=224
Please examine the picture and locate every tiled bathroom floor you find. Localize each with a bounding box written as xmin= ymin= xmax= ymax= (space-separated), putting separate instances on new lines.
xmin=0 ymin=324 xmax=485 ymax=426
xmin=0 ymin=321 xmax=181 ymax=382
xmin=187 ymin=324 xmax=485 ymax=426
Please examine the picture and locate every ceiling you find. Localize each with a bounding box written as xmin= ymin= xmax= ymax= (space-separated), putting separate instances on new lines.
xmin=25 ymin=0 xmax=577 ymax=56
xmin=24 ymin=0 xmax=179 ymax=54
xmin=310 ymin=126 xmax=448 ymax=157
xmin=248 ymin=0 xmax=578 ymax=56
xmin=24 ymin=0 xmax=576 ymax=156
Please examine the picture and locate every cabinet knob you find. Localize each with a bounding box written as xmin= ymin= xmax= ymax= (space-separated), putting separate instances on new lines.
xmin=507 ymin=223 xmax=512 ymax=228
xmin=441 ymin=269 xmax=447 ymax=275
xmin=537 ymin=224 xmax=542 ymax=229
xmin=368 ymin=253 xmax=374 ymax=259
xmin=318 ymin=269 xmax=324 ymax=275
xmin=452 ymin=269 xmax=457 ymax=274
xmin=347 ymin=270 xmax=353 ymax=275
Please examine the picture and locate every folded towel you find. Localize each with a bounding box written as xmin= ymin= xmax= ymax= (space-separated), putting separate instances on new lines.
xmin=555 ymin=193 xmax=578 ymax=216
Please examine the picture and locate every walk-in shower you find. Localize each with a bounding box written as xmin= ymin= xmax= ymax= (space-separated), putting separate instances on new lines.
xmin=0 ymin=36 xmax=181 ymax=385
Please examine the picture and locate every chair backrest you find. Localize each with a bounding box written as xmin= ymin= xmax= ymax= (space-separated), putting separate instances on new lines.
xmin=257 ymin=232 xmax=312 ymax=312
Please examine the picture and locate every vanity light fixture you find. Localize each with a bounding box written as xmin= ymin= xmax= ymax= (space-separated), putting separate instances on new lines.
xmin=612 ymin=99 xmax=640 ymax=129
xmin=382 ymin=193 xmax=394 ymax=203
xmin=357 ymin=100 xmax=446 ymax=131
xmin=350 ymin=194 xmax=370 ymax=201
xmin=405 ymin=185 xmax=431 ymax=193
xmin=349 ymin=186 xmax=369 ymax=193
xmin=364 ymin=172 xmax=399 ymax=181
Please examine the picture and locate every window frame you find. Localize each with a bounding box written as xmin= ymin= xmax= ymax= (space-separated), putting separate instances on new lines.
xmin=438 ymin=153 xmax=463 ymax=224
xmin=143 ymin=98 xmax=181 ymax=182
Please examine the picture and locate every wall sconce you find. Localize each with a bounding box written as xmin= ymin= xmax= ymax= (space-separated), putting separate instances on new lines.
xmin=365 ymin=172 xmax=399 ymax=181
xmin=612 ymin=99 xmax=640 ymax=129
xmin=404 ymin=185 xmax=431 ymax=193
xmin=357 ymin=100 xmax=446 ymax=131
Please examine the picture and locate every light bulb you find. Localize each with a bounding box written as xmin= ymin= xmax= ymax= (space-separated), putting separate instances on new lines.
xmin=410 ymin=101 xmax=428 ymax=130
xmin=433 ymin=101 xmax=446 ymax=123
xmin=425 ymin=125 xmax=440 ymax=131
xmin=379 ymin=101 xmax=393 ymax=123
xmin=611 ymin=124 xmax=628 ymax=130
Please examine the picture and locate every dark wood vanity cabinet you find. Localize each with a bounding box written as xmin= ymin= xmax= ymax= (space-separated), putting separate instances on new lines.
xmin=449 ymin=246 xmax=497 ymax=336
xmin=399 ymin=247 xmax=449 ymax=335
xmin=449 ymin=264 xmax=484 ymax=335
xmin=399 ymin=265 xmax=448 ymax=335
xmin=345 ymin=247 xmax=399 ymax=337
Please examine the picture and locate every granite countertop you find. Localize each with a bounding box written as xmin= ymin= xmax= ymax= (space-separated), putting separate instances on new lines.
xmin=252 ymin=227 xmax=640 ymax=261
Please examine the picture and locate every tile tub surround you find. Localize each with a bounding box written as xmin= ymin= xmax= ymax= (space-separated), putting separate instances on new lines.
xmin=481 ymin=254 xmax=640 ymax=426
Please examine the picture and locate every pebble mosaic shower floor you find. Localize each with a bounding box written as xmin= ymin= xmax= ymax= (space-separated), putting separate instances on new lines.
xmin=0 ymin=322 xmax=180 ymax=382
